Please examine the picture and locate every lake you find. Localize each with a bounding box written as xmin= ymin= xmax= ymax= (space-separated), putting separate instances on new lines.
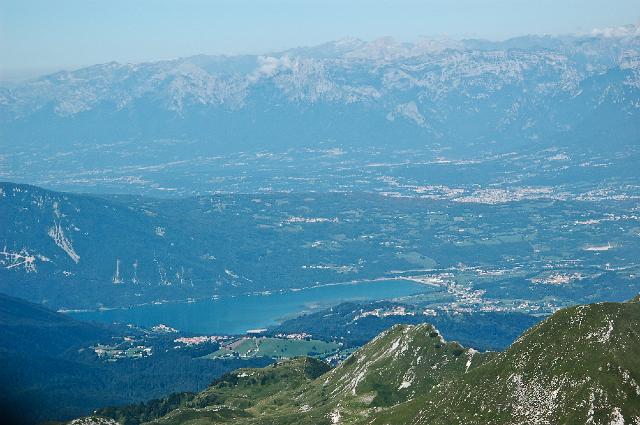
xmin=69 ymin=279 xmax=429 ymax=334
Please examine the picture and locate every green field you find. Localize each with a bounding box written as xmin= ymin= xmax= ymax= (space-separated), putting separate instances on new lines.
xmin=203 ymin=337 xmax=341 ymax=360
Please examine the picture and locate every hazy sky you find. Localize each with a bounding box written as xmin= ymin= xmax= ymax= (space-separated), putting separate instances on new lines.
xmin=1 ymin=0 xmax=639 ymax=80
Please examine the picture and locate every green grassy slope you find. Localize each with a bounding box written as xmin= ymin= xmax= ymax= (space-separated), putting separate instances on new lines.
xmin=80 ymin=297 xmax=640 ymax=425
xmin=267 ymin=323 xmax=492 ymax=424
xmin=95 ymin=357 xmax=329 ymax=425
xmin=375 ymin=299 xmax=640 ymax=425
xmin=103 ymin=324 xmax=489 ymax=425
xmin=203 ymin=337 xmax=340 ymax=360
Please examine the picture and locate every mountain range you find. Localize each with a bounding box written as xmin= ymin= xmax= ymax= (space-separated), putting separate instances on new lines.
xmin=77 ymin=296 xmax=640 ymax=425
xmin=2 ymin=27 xmax=639 ymax=159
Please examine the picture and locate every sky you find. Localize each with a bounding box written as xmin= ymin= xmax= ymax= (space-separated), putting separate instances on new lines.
xmin=1 ymin=0 xmax=639 ymax=81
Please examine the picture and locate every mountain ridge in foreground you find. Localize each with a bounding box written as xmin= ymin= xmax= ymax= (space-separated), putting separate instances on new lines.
xmin=80 ymin=296 xmax=640 ymax=425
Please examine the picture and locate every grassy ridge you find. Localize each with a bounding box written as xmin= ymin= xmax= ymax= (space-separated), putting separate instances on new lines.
xmin=380 ymin=300 xmax=640 ymax=424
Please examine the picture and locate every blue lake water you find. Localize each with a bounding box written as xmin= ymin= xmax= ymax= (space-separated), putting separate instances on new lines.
xmin=69 ymin=279 xmax=428 ymax=334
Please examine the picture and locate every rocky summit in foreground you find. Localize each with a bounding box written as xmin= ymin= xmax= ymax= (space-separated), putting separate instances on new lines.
xmin=78 ymin=296 xmax=640 ymax=425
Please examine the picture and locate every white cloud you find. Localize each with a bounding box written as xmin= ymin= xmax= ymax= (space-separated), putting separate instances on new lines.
xmin=590 ymin=23 xmax=640 ymax=38
xmin=248 ymin=55 xmax=294 ymax=82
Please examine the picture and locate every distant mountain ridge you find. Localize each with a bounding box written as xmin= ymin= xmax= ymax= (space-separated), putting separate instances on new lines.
xmin=2 ymin=27 xmax=639 ymax=153
xmin=82 ymin=296 xmax=640 ymax=425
